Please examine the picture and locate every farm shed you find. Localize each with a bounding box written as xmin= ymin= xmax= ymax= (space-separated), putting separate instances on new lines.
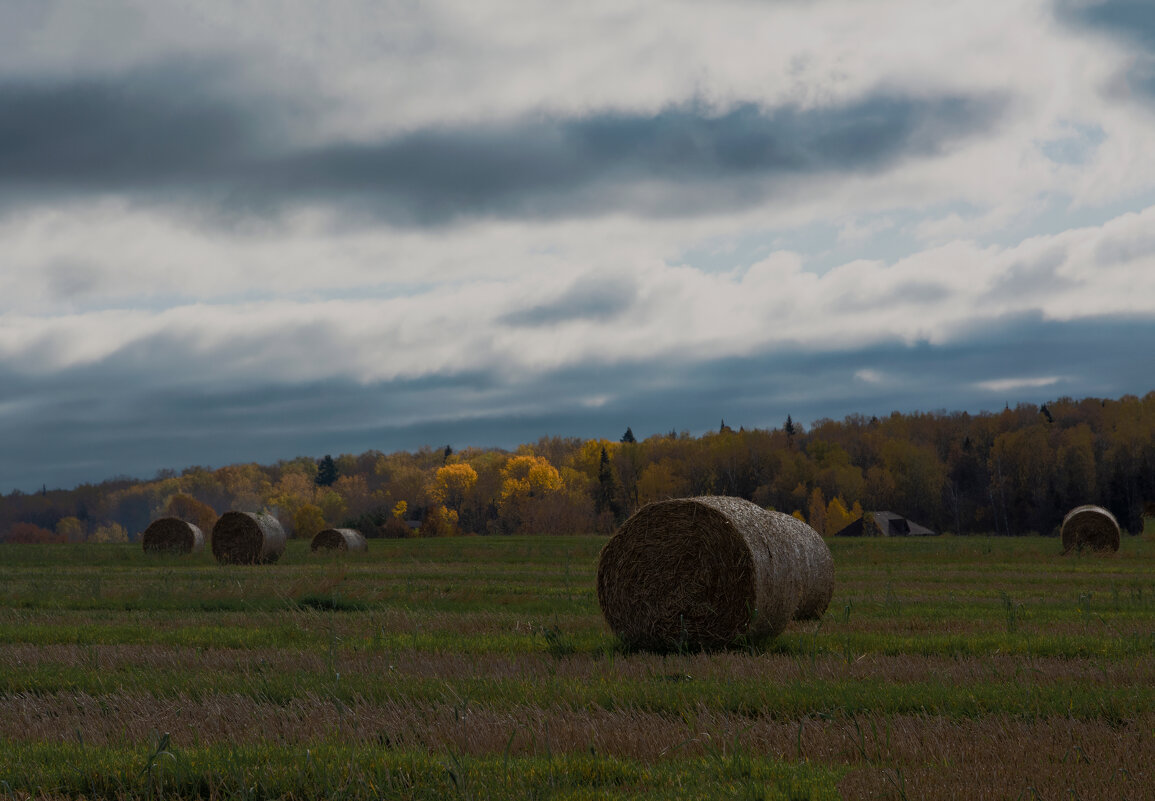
xmin=833 ymin=512 xmax=936 ymax=537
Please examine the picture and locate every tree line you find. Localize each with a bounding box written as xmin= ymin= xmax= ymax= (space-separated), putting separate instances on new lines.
xmin=2 ymin=392 xmax=1153 ymax=543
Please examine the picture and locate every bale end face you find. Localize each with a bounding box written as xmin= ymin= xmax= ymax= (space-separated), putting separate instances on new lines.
xmin=596 ymin=496 xmax=833 ymax=652
xmin=1061 ymin=505 xmax=1120 ymax=554
xmin=211 ymin=511 xmax=287 ymax=565
xmin=311 ymin=528 xmax=368 ymax=553
xmin=141 ymin=517 xmax=205 ymax=554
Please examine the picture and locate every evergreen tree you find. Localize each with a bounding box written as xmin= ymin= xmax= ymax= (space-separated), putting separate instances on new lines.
xmin=595 ymin=447 xmax=620 ymax=518
xmin=620 ymin=427 xmax=637 ymax=444
xmin=315 ymin=454 xmax=338 ymax=487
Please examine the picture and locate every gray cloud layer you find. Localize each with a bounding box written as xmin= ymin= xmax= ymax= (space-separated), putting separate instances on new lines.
xmin=1058 ymin=0 xmax=1155 ymax=99
xmin=3 ymin=313 xmax=1152 ymax=492
xmin=0 ymin=63 xmax=1005 ymax=223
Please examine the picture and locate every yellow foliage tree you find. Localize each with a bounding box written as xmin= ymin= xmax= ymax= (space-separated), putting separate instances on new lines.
xmin=430 ymin=463 xmax=478 ymax=512
xmin=315 ymin=487 xmax=347 ymax=524
xmin=392 ymin=500 xmax=408 ymax=519
xmin=334 ymin=474 xmax=372 ymax=517
xmin=825 ymin=496 xmax=857 ymax=536
xmin=636 ymin=459 xmax=687 ymax=506
xmin=498 ymin=455 xmax=564 ymax=532
xmin=293 ymin=504 xmax=326 ymax=540
xmin=500 ymin=455 xmax=563 ymax=506
xmin=55 ymin=516 xmax=86 ymax=543
xmin=807 ymin=486 xmax=827 ymax=534
xmin=91 ymin=522 xmax=128 ymax=543
xmin=161 ymin=493 xmax=218 ymax=534
xmin=570 ymin=439 xmax=620 ymax=480
xmin=267 ymin=472 xmax=315 ymax=516
xmin=420 ymin=504 xmax=459 ymax=537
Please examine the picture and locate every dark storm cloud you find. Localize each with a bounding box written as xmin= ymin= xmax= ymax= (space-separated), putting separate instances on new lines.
xmin=3 ymin=313 xmax=1153 ymax=493
xmin=0 ymin=61 xmax=1006 ymax=223
xmin=1057 ymin=0 xmax=1155 ymax=100
xmin=0 ymin=61 xmax=272 ymax=192
xmin=1060 ymin=0 xmax=1155 ymax=49
xmin=265 ymin=94 xmax=1007 ymax=222
xmin=501 ymin=276 xmax=638 ymax=327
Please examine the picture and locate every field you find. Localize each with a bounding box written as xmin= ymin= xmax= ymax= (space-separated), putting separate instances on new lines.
xmin=2 ymin=532 xmax=1155 ymax=800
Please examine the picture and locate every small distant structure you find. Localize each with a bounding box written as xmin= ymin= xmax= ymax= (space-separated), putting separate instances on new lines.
xmin=833 ymin=511 xmax=936 ymax=537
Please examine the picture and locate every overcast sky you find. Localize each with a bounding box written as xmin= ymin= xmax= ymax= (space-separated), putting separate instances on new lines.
xmin=3 ymin=0 xmax=1155 ymax=492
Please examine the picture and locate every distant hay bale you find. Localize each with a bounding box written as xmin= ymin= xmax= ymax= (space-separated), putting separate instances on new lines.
xmin=596 ymin=496 xmax=834 ymax=651
xmin=311 ymin=527 xmax=368 ymax=553
xmin=211 ymin=511 xmax=287 ymax=565
xmin=141 ymin=517 xmax=204 ymax=554
xmin=1061 ymin=505 xmax=1120 ymax=554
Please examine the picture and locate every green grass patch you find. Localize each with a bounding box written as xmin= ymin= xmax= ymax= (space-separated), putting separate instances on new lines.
xmin=0 ymin=739 xmax=842 ymax=801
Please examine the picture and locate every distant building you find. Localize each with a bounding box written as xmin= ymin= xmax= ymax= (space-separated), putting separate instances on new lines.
xmin=833 ymin=511 xmax=936 ymax=537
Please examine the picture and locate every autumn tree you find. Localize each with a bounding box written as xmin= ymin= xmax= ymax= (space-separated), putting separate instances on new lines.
xmin=161 ymin=493 xmax=218 ymax=534
xmin=637 ymin=458 xmax=688 ymax=506
xmin=807 ymin=486 xmax=827 ymax=534
xmin=91 ymin=522 xmax=128 ymax=543
xmin=431 ymin=463 xmax=478 ymax=513
xmin=293 ymin=504 xmax=327 ymax=540
xmin=55 ymin=516 xmax=86 ymax=543
xmin=825 ymin=496 xmax=857 ymax=536
xmin=3 ymin=522 xmax=62 ymax=544
xmin=498 ymin=455 xmax=564 ymax=532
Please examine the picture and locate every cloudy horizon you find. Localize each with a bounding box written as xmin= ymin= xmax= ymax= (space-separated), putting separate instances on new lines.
xmin=3 ymin=0 xmax=1155 ymax=493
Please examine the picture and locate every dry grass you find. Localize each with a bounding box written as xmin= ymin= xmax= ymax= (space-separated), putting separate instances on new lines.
xmin=597 ymin=496 xmax=833 ymax=650
xmin=3 ymin=691 xmax=1151 ymax=799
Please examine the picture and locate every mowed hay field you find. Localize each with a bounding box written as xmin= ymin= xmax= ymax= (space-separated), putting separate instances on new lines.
xmin=3 ymin=532 xmax=1155 ymax=800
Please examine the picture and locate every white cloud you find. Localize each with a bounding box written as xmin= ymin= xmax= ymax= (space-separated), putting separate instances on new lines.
xmin=974 ymin=376 xmax=1065 ymax=393
xmin=4 ymin=203 xmax=1155 ymax=387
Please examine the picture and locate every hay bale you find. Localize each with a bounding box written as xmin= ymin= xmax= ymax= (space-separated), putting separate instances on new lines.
xmin=311 ymin=527 xmax=368 ymax=553
xmin=596 ymin=496 xmax=834 ymax=651
xmin=211 ymin=511 xmax=287 ymax=565
xmin=141 ymin=517 xmax=205 ymax=554
xmin=1061 ymin=505 xmax=1120 ymax=554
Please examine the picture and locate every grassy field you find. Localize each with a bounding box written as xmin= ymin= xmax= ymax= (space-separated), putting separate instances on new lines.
xmin=2 ymin=531 xmax=1155 ymax=800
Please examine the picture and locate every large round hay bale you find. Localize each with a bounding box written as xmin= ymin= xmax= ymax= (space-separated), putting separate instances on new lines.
xmin=1061 ymin=505 xmax=1120 ymax=554
xmin=141 ymin=517 xmax=205 ymax=554
xmin=211 ymin=511 xmax=287 ymax=565
xmin=311 ymin=527 xmax=368 ymax=553
xmin=596 ymin=496 xmax=834 ymax=651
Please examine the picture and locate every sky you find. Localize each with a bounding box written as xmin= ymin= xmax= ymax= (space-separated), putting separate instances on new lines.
xmin=3 ymin=0 xmax=1155 ymax=492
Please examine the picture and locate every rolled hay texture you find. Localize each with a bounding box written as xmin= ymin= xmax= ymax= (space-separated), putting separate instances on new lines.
xmin=596 ymin=496 xmax=834 ymax=651
xmin=311 ymin=527 xmax=368 ymax=553
xmin=141 ymin=517 xmax=204 ymax=554
xmin=1061 ymin=505 xmax=1120 ymax=554
xmin=211 ymin=511 xmax=287 ymax=565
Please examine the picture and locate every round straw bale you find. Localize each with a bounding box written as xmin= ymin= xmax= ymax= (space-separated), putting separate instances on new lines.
xmin=311 ymin=527 xmax=368 ymax=553
xmin=211 ymin=511 xmax=287 ymax=565
xmin=596 ymin=496 xmax=834 ymax=651
xmin=1061 ymin=505 xmax=1120 ymax=554
xmin=141 ymin=517 xmax=204 ymax=554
